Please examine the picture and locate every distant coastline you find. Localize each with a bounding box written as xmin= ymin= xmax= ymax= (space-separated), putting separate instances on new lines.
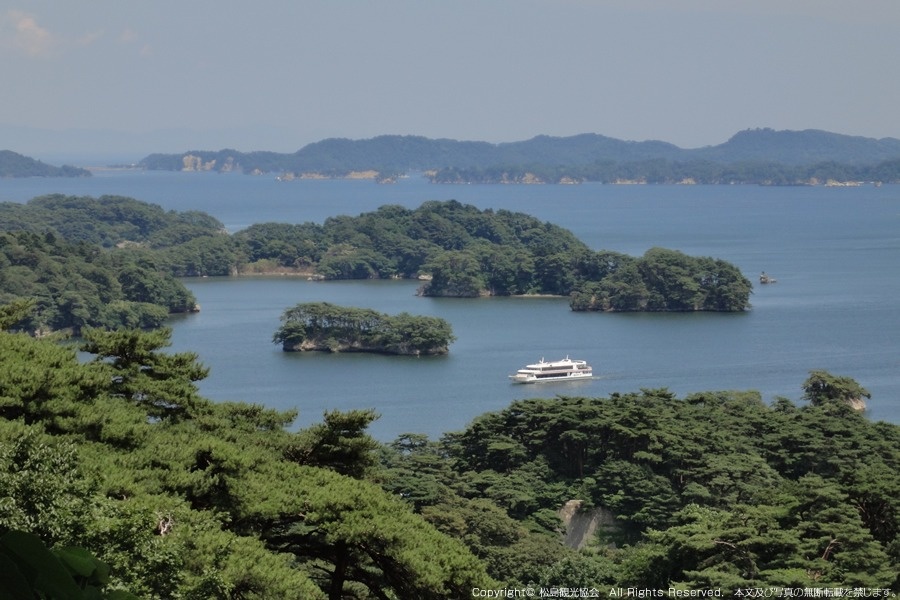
xmin=0 ymin=149 xmax=91 ymax=178
xmin=6 ymin=128 xmax=900 ymax=184
xmin=134 ymin=128 xmax=900 ymax=186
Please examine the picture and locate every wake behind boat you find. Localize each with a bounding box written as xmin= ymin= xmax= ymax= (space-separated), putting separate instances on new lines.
xmin=509 ymin=356 xmax=593 ymax=384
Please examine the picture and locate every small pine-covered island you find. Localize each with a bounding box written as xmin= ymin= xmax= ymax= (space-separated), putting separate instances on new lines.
xmin=274 ymin=301 xmax=455 ymax=355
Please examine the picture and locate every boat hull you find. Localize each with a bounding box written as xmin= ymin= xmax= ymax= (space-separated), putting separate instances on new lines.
xmin=508 ymin=371 xmax=593 ymax=384
xmin=509 ymin=373 xmax=593 ymax=383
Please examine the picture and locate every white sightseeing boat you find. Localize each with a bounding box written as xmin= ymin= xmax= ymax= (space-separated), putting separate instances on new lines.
xmin=508 ymin=356 xmax=593 ymax=384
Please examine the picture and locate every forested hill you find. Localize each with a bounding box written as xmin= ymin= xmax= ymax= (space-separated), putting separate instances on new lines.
xmin=692 ymin=128 xmax=900 ymax=164
xmin=0 ymin=197 xmax=753 ymax=324
xmin=137 ymin=129 xmax=900 ymax=184
xmin=0 ymin=150 xmax=90 ymax=177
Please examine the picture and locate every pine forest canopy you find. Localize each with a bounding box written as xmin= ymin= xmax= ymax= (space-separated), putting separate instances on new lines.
xmin=234 ymin=200 xmax=753 ymax=311
xmin=1 ymin=319 xmax=897 ymax=596
xmin=0 ymin=230 xmax=197 ymax=334
xmin=274 ymin=301 xmax=455 ymax=355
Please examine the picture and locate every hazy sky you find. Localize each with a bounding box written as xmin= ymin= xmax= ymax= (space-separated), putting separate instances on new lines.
xmin=2 ymin=0 xmax=899 ymax=156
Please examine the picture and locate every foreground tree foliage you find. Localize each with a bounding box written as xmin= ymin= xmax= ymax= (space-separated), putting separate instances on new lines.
xmin=80 ymin=327 xmax=210 ymax=420
xmin=0 ymin=322 xmax=492 ymax=598
xmin=3 ymin=299 xmax=895 ymax=595
xmin=378 ymin=387 xmax=899 ymax=592
xmin=0 ymin=529 xmax=139 ymax=600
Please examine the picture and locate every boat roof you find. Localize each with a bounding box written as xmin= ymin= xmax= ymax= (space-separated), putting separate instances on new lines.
xmin=524 ymin=356 xmax=588 ymax=368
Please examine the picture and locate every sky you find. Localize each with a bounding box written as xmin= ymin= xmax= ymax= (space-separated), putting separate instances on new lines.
xmin=2 ymin=0 xmax=900 ymax=160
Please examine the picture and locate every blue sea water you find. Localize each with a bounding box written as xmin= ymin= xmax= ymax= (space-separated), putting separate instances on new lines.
xmin=2 ymin=171 xmax=898 ymax=440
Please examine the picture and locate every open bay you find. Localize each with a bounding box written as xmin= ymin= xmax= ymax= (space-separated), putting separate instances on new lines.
xmin=3 ymin=171 xmax=898 ymax=440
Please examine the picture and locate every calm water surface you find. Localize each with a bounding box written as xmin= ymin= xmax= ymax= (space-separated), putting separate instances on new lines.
xmin=3 ymin=172 xmax=898 ymax=440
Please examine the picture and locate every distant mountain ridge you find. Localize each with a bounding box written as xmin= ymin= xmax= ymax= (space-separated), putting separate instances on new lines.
xmin=691 ymin=129 xmax=900 ymax=165
xmin=137 ymin=128 xmax=900 ymax=184
xmin=7 ymin=129 xmax=900 ymax=182
xmin=0 ymin=150 xmax=91 ymax=178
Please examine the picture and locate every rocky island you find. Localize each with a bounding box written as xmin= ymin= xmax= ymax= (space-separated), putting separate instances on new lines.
xmin=273 ymin=302 xmax=455 ymax=355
